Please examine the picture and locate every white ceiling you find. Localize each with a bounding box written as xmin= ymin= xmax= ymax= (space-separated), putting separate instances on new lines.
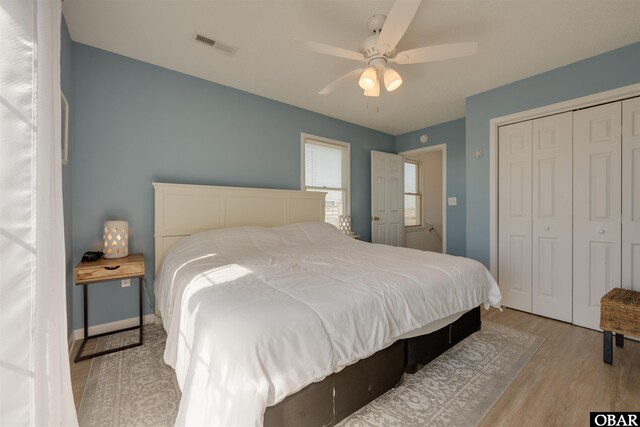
xmin=63 ymin=0 xmax=640 ymax=135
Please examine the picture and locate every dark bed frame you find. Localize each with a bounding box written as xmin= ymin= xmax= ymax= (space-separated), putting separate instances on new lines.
xmin=264 ymin=306 xmax=481 ymax=427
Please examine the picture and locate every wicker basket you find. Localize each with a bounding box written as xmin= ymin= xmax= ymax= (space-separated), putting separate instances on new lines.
xmin=599 ymin=288 xmax=640 ymax=336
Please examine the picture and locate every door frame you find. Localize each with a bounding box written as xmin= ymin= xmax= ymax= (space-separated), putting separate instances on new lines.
xmin=400 ymin=144 xmax=447 ymax=254
xmin=489 ymin=82 xmax=640 ymax=279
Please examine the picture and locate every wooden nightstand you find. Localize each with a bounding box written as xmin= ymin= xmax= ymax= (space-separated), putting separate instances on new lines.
xmin=74 ymin=253 xmax=145 ymax=362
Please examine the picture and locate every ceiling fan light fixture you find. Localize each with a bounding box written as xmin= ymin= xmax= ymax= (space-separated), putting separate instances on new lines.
xmin=363 ymin=80 xmax=380 ymax=97
xmin=296 ymin=0 xmax=479 ymax=98
xmin=384 ymin=67 xmax=403 ymax=92
xmin=359 ymin=66 xmax=378 ymax=90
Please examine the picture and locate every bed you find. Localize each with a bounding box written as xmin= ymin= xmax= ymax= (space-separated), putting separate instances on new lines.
xmin=152 ymin=183 xmax=501 ymax=427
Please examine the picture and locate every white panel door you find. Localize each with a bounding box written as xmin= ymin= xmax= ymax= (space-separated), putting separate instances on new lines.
xmin=499 ymin=121 xmax=533 ymax=312
xmin=573 ymin=102 xmax=622 ymax=330
xmin=623 ymin=97 xmax=640 ymax=291
xmin=371 ymin=151 xmax=404 ymax=246
xmin=532 ymin=112 xmax=573 ymax=322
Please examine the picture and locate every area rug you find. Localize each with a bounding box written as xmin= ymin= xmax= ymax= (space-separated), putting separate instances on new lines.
xmin=77 ymin=325 xmax=181 ymax=427
xmin=78 ymin=322 xmax=543 ymax=427
xmin=338 ymin=322 xmax=544 ymax=426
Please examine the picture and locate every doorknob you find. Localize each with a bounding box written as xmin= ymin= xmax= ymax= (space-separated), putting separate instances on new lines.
xmin=544 ymin=226 xmax=550 ymax=231
xmin=371 ymin=216 xmax=380 ymax=221
xmin=598 ymin=229 xmax=606 ymax=234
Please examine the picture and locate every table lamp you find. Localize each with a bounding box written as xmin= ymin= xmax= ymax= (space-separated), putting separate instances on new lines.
xmin=103 ymin=220 xmax=129 ymax=259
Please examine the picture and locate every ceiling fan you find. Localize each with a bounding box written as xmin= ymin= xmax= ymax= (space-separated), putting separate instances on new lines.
xmin=294 ymin=0 xmax=478 ymax=97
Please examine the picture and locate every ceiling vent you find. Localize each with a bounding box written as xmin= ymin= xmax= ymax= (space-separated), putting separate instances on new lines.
xmin=193 ymin=33 xmax=238 ymax=56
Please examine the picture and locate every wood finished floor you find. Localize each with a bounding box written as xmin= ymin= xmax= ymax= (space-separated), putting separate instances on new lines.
xmin=69 ymin=308 xmax=640 ymax=424
xmin=70 ymin=338 xmax=99 ymax=411
xmin=480 ymin=308 xmax=640 ymax=426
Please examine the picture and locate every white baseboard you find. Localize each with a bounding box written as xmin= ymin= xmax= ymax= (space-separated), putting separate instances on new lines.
xmin=71 ymin=314 xmax=157 ymax=342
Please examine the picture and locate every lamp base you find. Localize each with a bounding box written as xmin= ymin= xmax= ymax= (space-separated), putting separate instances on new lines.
xmin=103 ymin=252 xmax=128 ymax=259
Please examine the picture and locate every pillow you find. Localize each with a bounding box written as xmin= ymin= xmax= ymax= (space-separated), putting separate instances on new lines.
xmin=275 ymin=221 xmax=352 ymax=245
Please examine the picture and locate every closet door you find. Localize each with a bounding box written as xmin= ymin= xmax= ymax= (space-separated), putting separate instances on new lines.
xmin=499 ymin=121 xmax=533 ymax=312
xmin=532 ymin=112 xmax=573 ymax=322
xmin=623 ymin=97 xmax=640 ymax=291
xmin=573 ymin=102 xmax=622 ymax=330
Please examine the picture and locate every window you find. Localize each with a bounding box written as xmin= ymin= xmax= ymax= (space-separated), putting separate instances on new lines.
xmin=302 ymin=134 xmax=350 ymax=226
xmin=404 ymin=160 xmax=421 ymax=227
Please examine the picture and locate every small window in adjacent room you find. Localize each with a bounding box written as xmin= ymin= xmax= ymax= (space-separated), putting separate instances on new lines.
xmin=404 ymin=160 xmax=422 ymax=227
xmin=302 ymin=134 xmax=350 ymax=226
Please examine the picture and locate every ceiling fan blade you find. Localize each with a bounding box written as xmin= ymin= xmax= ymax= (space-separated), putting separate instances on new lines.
xmin=294 ymin=39 xmax=365 ymax=62
xmin=375 ymin=0 xmax=422 ymax=54
xmin=390 ymin=42 xmax=478 ymax=65
xmin=318 ymin=68 xmax=365 ymax=95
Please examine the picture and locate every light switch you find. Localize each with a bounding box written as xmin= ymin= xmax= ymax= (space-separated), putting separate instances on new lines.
xmin=447 ymin=197 xmax=457 ymax=206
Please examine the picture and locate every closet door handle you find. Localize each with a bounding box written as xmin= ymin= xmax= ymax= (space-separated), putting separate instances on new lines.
xmin=598 ymin=229 xmax=606 ymax=234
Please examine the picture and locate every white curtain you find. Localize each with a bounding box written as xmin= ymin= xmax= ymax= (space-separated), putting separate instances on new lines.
xmin=0 ymin=0 xmax=78 ymax=425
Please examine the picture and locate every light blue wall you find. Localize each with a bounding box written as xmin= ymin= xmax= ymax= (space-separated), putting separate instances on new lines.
xmin=395 ymin=118 xmax=466 ymax=256
xmin=70 ymin=43 xmax=395 ymax=328
xmin=61 ymin=17 xmax=74 ymax=338
xmin=465 ymin=41 xmax=640 ymax=267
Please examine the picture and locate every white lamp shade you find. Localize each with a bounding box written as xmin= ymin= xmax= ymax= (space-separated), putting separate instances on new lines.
xmin=103 ymin=220 xmax=129 ymax=259
xmin=358 ymin=67 xmax=377 ymax=90
xmin=384 ymin=68 xmax=403 ymax=92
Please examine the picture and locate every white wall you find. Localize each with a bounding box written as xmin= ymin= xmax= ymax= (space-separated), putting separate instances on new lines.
xmin=405 ymin=150 xmax=443 ymax=252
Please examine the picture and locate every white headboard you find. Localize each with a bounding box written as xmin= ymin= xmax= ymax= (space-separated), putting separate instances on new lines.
xmin=153 ymin=182 xmax=326 ymax=272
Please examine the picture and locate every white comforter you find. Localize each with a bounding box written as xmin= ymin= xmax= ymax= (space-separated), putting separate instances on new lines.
xmin=155 ymin=222 xmax=501 ymax=427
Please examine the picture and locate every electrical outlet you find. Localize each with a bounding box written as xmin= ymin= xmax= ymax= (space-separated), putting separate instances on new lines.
xmin=121 ymin=279 xmax=131 ymax=288
xmin=447 ymin=197 xmax=457 ymax=206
